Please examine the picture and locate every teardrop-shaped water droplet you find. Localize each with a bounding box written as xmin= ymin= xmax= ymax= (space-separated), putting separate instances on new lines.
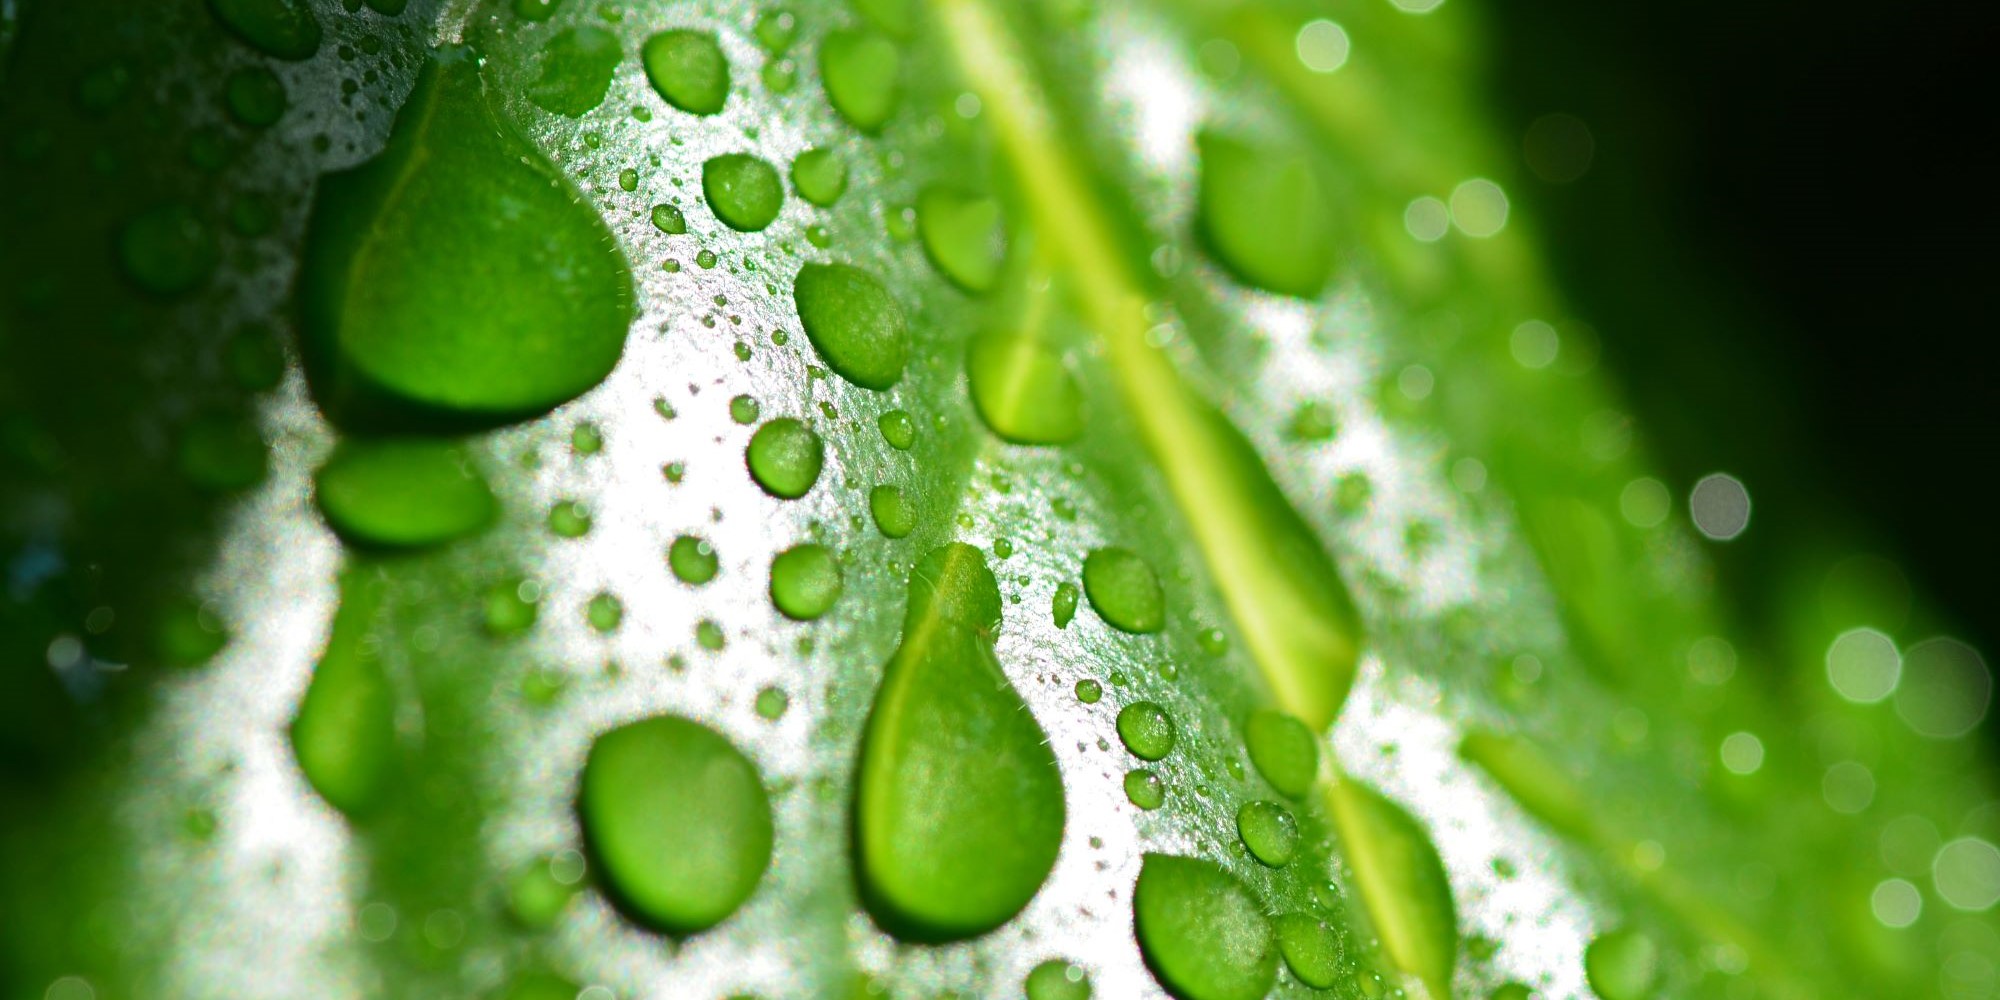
xmin=967 ymin=328 xmax=1083 ymax=445
xmin=579 ymin=715 xmax=773 ymax=935
xmin=527 ymin=26 xmax=621 ymax=117
xmin=314 ymin=438 xmax=495 ymax=549
xmin=746 ymin=417 xmax=824 ymax=498
xmin=291 ymin=571 xmax=397 ymax=817
xmin=642 ymin=29 xmax=730 ymax=115
xmin=1197 ymin=131 xmax=1335 ymax=298
xmin=207 ymin=0 xmax=321 ymax=60
xmin=703 ymin=153 xmax=783 ymax=232
xmin=917 ymin=185 xmax=1006 ymax=293
xmin=793 ymin=262 xmax=909 ymax=390
xmin=1245 ymin=709 xmax=1320 ymax=799
xmin=298 ymin=53 xmax=633 ymax=430
xmin=856 ymin=544 xmax=1064 ymax=941
xmin=769 ymin=543 xmax=842 ymax=620
xmin=819 ymin=28 xmax=900 ymax=133
xmin=1083 ymin=547 xmax=1164 ymax=634
xmin=1133 ymin=853 xmax=1278 ymax=1000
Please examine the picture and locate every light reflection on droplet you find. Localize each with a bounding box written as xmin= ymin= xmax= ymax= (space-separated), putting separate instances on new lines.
xmin=1509 ymin=319 xmax=1560 ymax=369
xmin=1449 ymin=178 xmax=1509 ymax=238
xmin=1720 ymin=731 xmax=1764 ymax=775
xmin=1619 ymin=477 xmax=1671 ymax=528
xmin=1294 ymin=19 xmax=1350 ymax=74
xmin=1404 ymin=196 xmax=1450 ymax=242
xmin=1895 ymin=637 xmax=1991 ymax=739
xmin=1935 ymin=837 xmax=2000 ymax=911
xmin=1689 ymin=472 xmax=1751 ymax=541
xmin=1826 ymin=627 xmax=1901 ymax=704
xmin=1821 ymin=761 xmax=1875 ymax=814
xmin=1871 ymin=878 xmax=1922 ymax=928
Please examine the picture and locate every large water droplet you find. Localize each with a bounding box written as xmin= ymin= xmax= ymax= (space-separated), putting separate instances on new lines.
xmin=580 ymin=715 xmax=773 ymax=934
xmin=642 ymin=29 xmax=729 ymax=115
xmin=298 ymin=53 xmax=633 ymax=430
xmin=527 ymin=26 xmax=621 ymax=117
xmin=1197 ymin=131 xmax=1334 ymax=298
xmin=1025 ymin=959 xmax=1092 ymax=1000
xmin=1236 ymin=801 xmax=1298 ymax=867
xmin=291 ymin=571 xmax=397 ymax=817
xmin=746 ymin=417 xmax=824 ymax=498
xmin=791 ymin=147 xmax=848 ymax=206
xmin=207 ymin=0 xmax=322 ymax=60
xmin=1133 ymin=853 xmax=1278 ymax=1000
xmin=819 ymin=28 xmax=900 ymax=133
xmin=770 ymin=543 xmax=842 ymax=620
xmin=1584 ymin=928 xmax=1658 ymax=1000
xmin=314 ymin=438 xmax=495 ymax=549
xmin=1083 ymin=547 xmax=1164 ymax=634
xmin=1245 ymin=709 xmax=1319 ymax=798
xmin=1117 ymin=701 xmax=1176 ymax=761
xmin=966 ymin=328 xmax=1083 ymax=445
xmin=1274 ymin=914 xmax=1343 ymax=989
xmin=119 ymin=204 xmax=218 ymax=296
xmin=793 ymin=263 xmax=909 ymax=390
xmin=703 ymin=153 xmax=783 ymax=232
xmin=917 ymin=186 xmax=1005 ymax=293
xmin=856 ymin=544 xmax=1064 ymax=940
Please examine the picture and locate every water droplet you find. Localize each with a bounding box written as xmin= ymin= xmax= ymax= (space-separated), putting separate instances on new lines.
xmin=1285 ymin=401 xmax=1336 ymax=442
xmin=966 ymin=328 xmax=1083 ymax=445
xmin=1074 ymin=679 xmax=1101 ymax=703
xmin=120 ymin=204 xmax=217 ymax=296
xmin=695 ymin=620 xmax=727 ymax=650
xmin=1024 ymin=960 xmax=1092 ymax=1000
xmin=703 ymin=153 xmax=783 ymax=232
xmin=669 ymin=535 xmax=719 ymax=585
xmin=225 ymin=66 xmax=288 ymax=127
xmin=527 ymin=26 xmax=620 ymax=116
xmin=791 ymin=147 xmax=848 ymax=206
xmin=1245 ymin=709 xmax=1318 ymax=798
xmin=754 ymin=8 xmax=797 ymax=52
xmin=291 ymin=571 xmax=396 ymax=816
xmin=508 ymin=852 xmax=585 ymax=929
xmin=1197 ymin=131 xmax=1334 ymax=298
xmin=155 ymin=600 xmax=229 ymax=668
xmin=1236 ymin=800 xmax=1298 ymax=867
xmin=1052 ymin=581 xmax=1079 ymax=628
xmin=207 ymin=0 xmax=322 ymax=60
xmin=917 ymin=186 xmax=1005 ymax=293
xmin=513 ymin=0 xmax=560 ymax=21
xmin=1583 ymin=928 xmax=1658 ymax=1000
xmin=1083 ymin=547 xmax=1164 ymax=634
xmin=793 ymin=263 xmax=909 ymax=390
xmin=878 ymin=409 xmax=916 ymax=449
xmin=856 ymin=545 xmax=1064 ymax=940
xmin=1117 ymin=702 xmax=1176 ymax=761
xmin=484 ymin=576 xmax=539 ymax=637
xmin=755 ymin=686 xmax=790 ymax=720
xmin=729 ymin=394 xmax=762 ymax=424
xmin=314 ymin=439 xmax=495 ymax=549
xmin=770 ymin=543 xmax=843 ymax=620
xmin=1274 ymin=914 xmax=1342 ymax=989
xmin=299 ymin=54 xmax=632 ymax=429
xmin=641 ymin=29 xmax=729 ymax=116
xmin=746 ymin=418 xmax=824 ymax=498
xmin=1125 ymin=769 xmax=1165 ymax=810
xmin=586 ymin=592 xmax=623 ymax=632
xmin=580 ymin=716 xmax=773 ymax=933
xmin=548 ymin=500 xmax=592 ymax=538
xmin=651 ymin=203 xmax=687 ymax=234
xmin=819 ymin=29 xmax=900 ymax=133
xmin=870 ymin=484 xmax=917 ymax=539
xmin=1133 ymin=854 xmax=1277 ymax=1000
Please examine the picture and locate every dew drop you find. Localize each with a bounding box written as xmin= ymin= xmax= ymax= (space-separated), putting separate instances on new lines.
xmin=793 ymin=263 xmax=910 ymax=390
xmin=1083 ymin=547 xmax=1164 ymax=634
xmin=703 ymin=153 xmax=784 ymax=232
xmin=770 ymin=543 xmax=843 ymax=620
xmin=1117 ymin=702 xmax=1176 ymax=761
xmin=745 ymin=418 xmax=824 ymax=498
xmin=641 ymin=29 xmax=730 ymax=116
xmin=1133 ymin=853 xmax=1278 ymax=1000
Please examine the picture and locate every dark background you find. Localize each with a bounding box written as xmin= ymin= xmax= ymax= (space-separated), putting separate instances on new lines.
xmin=1493 ymin=2 xmax=1997 ymax=657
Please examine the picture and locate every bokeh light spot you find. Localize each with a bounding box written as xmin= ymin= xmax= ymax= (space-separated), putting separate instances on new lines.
xmin=1826 ymin=627 xmax=1900 ymax=704
xmin=1871 ymin=878 xmax=1923 ymax=928
xmin=1720 ymin=731 xmax=1764 ymax=775
xmin=1404 ymin=196 xmax=1449 ymax=241
xmin=1935 ymin=837 xmax=2000 ymax=911
xmin=1620 ymin=477 xmax=1671 ymax=528
xmin=1449 ymin=178 xmax=1509 ymax=237
xmin=1524 ymin=112 xmax=1596 ymax=183
xmin=1822 ymin=761 xmax=1875 ymax=814
xmin=1895 ymin=637 xmax=1991 ymax=739
xmin=1689 ymin=472 xmax=1751 ymax=541
xmin=1510 ymin=319 xmax=1560 ymax=369
xmin=1294 ymin=19 xmax=1350 ymax=74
